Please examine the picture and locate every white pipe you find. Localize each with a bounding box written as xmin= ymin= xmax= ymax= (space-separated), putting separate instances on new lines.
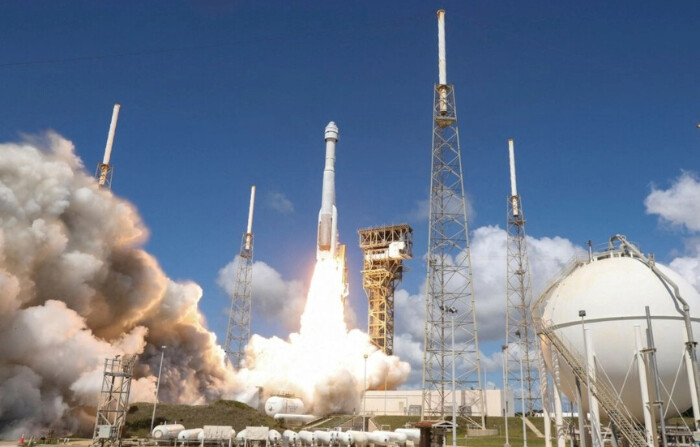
xmin=635 ymin=325 xmax=655 ymax=447
xmin=103 ymin=104 xmax=121 ymax=165
xmin=245 ymin=185 xmax=256 ymax=250
xmin=437 ymin=10 xmax=447 ymax=85
xmin=684 ymin=329 xmax=700 ymax=424
xmin=584 ymin=327 xmax=602 ymax=447
xmin=552 ymin=351 xmax=566 ymax=447
xmin=273 ymin=414 xmax=317 ymax=422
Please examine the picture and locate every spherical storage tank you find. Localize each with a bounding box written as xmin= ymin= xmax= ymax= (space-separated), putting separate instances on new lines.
xmin=538 ymin=242 xmax=700 ymax=420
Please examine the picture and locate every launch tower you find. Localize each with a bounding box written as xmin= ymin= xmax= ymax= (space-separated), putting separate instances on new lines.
xmin=358 ymin=224 xmax=413 ymax=356
xmin=224 ymin=186 xmax=256 ymax=367
xmin=92 ymin=355 xmax=135 ymax=447
xmin=504 ymin=140 xmax=547 ymax=431
xmin=422 ymin=10 xmax=485 ymax=427
xmin=95 ymin=104 xmax=120 ymax=188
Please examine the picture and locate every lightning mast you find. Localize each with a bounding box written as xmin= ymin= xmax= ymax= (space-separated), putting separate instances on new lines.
xmin=504 ymin=140 xmax=548 ymax=431
xmin=96 ymin=104 xmax=120 ymax=188
xmin=422 ymin=10 xmax=485 ymax=428
xmin=224 ymin=185 xmax=256 ymax=367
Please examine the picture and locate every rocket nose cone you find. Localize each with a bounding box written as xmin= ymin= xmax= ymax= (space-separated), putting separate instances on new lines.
xmin=325 ymin=121 xmax=339 ymax=141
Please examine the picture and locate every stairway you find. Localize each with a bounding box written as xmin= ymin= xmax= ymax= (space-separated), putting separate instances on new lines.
xmin=539 ymin=326 xmax=648 ymax=447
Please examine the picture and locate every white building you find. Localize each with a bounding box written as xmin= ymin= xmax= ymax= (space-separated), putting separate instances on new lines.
xmin=362 ymin=389 xmax=514 ymax=417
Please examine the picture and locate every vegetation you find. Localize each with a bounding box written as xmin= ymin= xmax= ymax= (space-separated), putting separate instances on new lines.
xmin=124 ymin=400 xmax=283 ymax=438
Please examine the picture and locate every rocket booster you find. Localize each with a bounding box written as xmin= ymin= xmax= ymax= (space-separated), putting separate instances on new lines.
xmin=317 ymin=121 xmax=339 ymax=260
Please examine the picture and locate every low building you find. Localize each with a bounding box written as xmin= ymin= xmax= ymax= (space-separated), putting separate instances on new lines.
xmin=362 ymin=389 xmax=514 ymax=417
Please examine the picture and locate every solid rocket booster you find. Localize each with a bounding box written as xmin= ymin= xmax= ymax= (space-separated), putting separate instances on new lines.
xmin=317 ymin=121 xmax=339 ymax=260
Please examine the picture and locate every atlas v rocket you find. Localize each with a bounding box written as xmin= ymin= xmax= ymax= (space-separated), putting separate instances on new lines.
xmin=317 ymin=121 xmax=339 ymax=261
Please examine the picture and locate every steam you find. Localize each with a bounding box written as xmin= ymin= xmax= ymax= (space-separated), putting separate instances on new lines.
xmin=0 ymin=134 xmax=240 ymax=437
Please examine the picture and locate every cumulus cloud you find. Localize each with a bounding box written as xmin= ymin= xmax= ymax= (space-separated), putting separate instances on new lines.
xmin=218 ymin=257 xmax=307 ymax=332
xmin=409 ymin=195 xmax=476 ymax=222
xmin=645 ymin=171 xmax=700 ymax=232
xmin=266 ymin=191 xmax=295 ymax=214
xmin=392 ymin=225 xmax=583 ymax=387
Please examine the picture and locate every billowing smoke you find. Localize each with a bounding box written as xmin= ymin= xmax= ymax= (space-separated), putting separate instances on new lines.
xmin=221 ymin=255 xmax=410 ymax=415
xmin=0 ymin=133 xmax=408 ymax=437
xmin=0 ymin=134 xmax=241 ymax=437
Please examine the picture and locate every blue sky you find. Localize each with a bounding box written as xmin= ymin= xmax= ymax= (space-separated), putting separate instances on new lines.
xmin=1 ymin=1 xmax=699 ymax=390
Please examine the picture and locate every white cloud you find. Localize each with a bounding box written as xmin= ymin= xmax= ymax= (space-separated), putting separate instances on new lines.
xmin=391 ymin=225 xmax=583 ymax=388
xmin=217 ymin=257 xmax=307 ymax=332
xmin=266 ymin=191 xmax=295 ymax=214
xmin=409 ymin=194 xmax=476 ymax=222
xmin=645 ymin=171 xmax=700 ymax=232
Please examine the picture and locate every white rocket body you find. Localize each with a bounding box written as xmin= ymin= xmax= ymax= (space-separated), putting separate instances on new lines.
xmin=317 ymin=121 xmax=339 ymax=261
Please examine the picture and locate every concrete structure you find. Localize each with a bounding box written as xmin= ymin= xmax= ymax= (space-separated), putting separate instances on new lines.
xmin=364 ymin=389 xmax=513 ymax=418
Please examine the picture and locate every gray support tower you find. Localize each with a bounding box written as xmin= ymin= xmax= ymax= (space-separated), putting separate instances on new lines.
xmin=422 ymin=10 xmax=485 ymax=428
xmin=504 ymin=140 xmax=545 ymax=418
xmin=92 ymin=355 xmax=135 ymax=447
xmin=224 ymin=186 xmax=256 ymax=367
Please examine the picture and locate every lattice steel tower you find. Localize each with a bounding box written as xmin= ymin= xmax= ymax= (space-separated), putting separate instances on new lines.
xmin=422 ymin=10 xmax=485 ymax=427
xmin=504 ymin=139 xmax=542 ymax=416
xmin=359 ymin=224 xmax=413 ymax=356
xmin=95 ymin=104 xmax=120 ymax=189
xmin=92 ymin=355 xmax=135 ymax=447
xmin=224 ymin=185 xmax=256 ymax=367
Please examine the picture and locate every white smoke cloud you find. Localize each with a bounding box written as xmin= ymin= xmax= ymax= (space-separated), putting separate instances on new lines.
xmin=645 ymin=171 xmax=700 ymax=232
xmin=218 ymin=257 xmax=308 ymax=333
xmin=266 ymin=191 xmax=295 ymax=214
xmin=0 ymin=134 xmax=242 ymax=437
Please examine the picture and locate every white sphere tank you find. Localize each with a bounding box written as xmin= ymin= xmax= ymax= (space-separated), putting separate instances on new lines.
xmin=539 ymin=249 xmax=700 ymax=420
xmin=264 ymin=396 xmax=305 ymax=416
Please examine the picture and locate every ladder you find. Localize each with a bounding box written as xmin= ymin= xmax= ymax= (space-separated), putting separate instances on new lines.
xmin=539 ymin=326 xmax=648 ymax=447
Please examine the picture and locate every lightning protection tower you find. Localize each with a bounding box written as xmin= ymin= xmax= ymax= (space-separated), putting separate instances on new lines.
xmin=358 ymin=224 xmax=413 ymax=356
xmin=95 ymin=104 xmax=120 ymax=188
xmin=422 ymin=10 xmax=485 ymax=428
xmin=504 ymin=139 xmax=547 ymax=423
xmin=92 ymin=355 xmax=135 ymax=447
xmin=224 ymin=185 xmax=256 ymax=367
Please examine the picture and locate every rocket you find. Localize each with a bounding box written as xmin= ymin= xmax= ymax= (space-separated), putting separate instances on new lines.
xmin=317 ymin=121 xmax=339 ymax=261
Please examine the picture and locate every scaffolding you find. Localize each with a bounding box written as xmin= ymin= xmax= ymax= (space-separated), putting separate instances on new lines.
xmin=422 ymin=10 xmax=485 ymax=427
xmin=92 ymin=355 xmax=135 ymax=447
xmin=358 ymin=224 xmax=413 ymax=356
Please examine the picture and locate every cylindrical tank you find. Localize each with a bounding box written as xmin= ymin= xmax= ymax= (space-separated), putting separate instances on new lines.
xmin=264 ymin=396 xmax=306 ymax=417
xmin=313 ymin=431 xmax=334 ymax=445
xmin=347 ymin=431 xmax=368 ymax=447
xmin=367 ymin=431 xmax=390 ymax=446
xmin=395 ymin=429 xmax=420 ymax=442
xmin=538 ymin=250 xmax=700 ymax=420
xmin=151 ymin=424 xmax=185 ymax=439
xmin=283 ymin=430 xmax=298 ymax=446
xmin=298 ymin=431 xmax=315 ymax=446
xmin=236 ymin=429 xmax=247 ymax=443
xmin=177 ymin=429 xmax=203 ymax=441
xmin=387 ymin=432 xmax=407 ymax=444
xmin=268 ymin=430 xmax=282 ymax=444
xmin=330 ymin=431 xmax=353 ymax=446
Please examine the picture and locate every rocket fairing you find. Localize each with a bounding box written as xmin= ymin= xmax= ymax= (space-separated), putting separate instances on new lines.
xmin=317 ymin=121 xmax=339 ymax=261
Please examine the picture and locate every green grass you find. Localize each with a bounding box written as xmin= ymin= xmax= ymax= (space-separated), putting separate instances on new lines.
xmin=372 ymin=416 xmax=559 ymax=447
xmin=124 ymin=400 xmax=283 ymax=438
